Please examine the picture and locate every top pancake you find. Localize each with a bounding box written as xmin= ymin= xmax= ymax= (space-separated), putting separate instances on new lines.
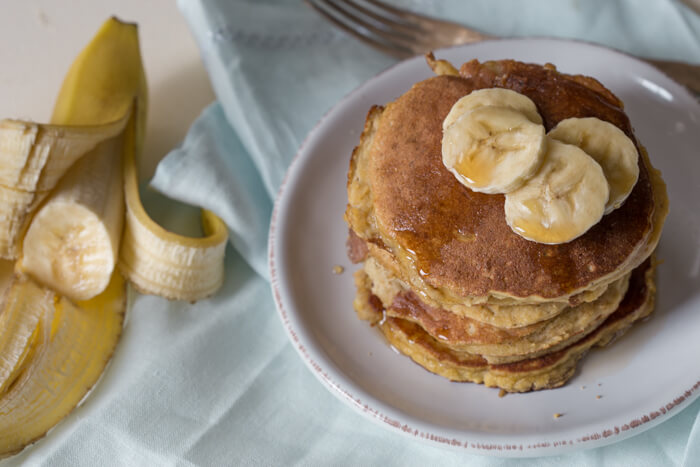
xmin=367 ymin=60 xmax=656 ymax=300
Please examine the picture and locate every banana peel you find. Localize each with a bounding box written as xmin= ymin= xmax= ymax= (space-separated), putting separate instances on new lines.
xmin=0 ymin=274 xmax=125 ymax=457
xmin=0 ymin=16 xmax=228 ymax=457
xmin=120 ymin=125 xmax=228 ymax=299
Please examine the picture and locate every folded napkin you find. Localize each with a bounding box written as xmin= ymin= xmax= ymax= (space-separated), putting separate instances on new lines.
xmin=7 ymin=0 xmax=700 ymax=465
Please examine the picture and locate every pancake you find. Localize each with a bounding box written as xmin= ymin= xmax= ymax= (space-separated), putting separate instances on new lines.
xmin=345 ymin=60 xmax=668 ymax=306
xmin=345 ymin=57 xmax=668 ymax=392
xmin=354 ymin=259 xmax=655 ymax=393
xmin=361 ymin=239 xmax=611 ymax=328
xmin=361 ymin=256 xmax=630 ymax=363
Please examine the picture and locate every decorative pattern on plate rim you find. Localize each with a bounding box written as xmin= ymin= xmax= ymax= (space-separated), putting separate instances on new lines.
xmin=270 ymin=208 xmax=700 ymax=453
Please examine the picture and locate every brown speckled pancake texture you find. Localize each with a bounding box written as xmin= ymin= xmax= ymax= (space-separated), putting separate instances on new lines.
xmin=368 ymin=61 xmax=654 ymax=299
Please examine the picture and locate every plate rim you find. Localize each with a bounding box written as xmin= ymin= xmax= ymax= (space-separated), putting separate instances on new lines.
xmin=268 ymin=37 xmax=700 ymax=457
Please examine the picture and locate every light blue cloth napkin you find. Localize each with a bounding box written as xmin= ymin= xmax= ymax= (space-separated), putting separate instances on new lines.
xmin=7 ymin=1 xmax=700 ymax=465
xmin=151 ymin=0 xmax=700 ymax=465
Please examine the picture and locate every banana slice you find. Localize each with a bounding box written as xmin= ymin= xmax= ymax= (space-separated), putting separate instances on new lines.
xmin=548 ymin=117 xmax=639 ymax=214
xmin=443 ymin=88 xmax=542 ymax=130
xmin=442 ymin=106 xmax=546 ymax=194
xmin=504 ymin=139 xmax=609 ymax=244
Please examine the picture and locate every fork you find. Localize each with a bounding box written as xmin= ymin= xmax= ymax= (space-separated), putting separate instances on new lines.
xmin=306 ymin=0 xmax=700 ymax=95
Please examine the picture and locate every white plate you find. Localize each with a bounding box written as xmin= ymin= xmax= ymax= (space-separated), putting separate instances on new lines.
xmin=269 ymin=39 xmax=700 ymax=457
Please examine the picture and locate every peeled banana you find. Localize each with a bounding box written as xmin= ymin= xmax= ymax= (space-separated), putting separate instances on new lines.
xmin=0 ymin=16 xmax=229 ymax=458
xmin=504 ymin=139 xmax=609 ymax=244
xmin=0 ymin=116 xmax=126 ymax=259
xmin=442 ymin=105 xmax=546 ymax=194
xmin=18 ymin=135 xmax=125 ymax=302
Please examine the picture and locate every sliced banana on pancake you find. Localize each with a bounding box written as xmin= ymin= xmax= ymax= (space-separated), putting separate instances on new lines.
xmin=443 ymin=88 xmax=543 ymax=129
xmin=504 ymin=139 xmax=609 ymax=244
xmin=442 ymin=106 xmax=546 ymax=194
xmin=548 ymin=117 xmax=639 ymax=214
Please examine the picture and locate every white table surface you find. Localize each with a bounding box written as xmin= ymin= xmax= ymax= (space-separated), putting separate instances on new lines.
xmin=0 ymin=0 xmax=214 ymax=179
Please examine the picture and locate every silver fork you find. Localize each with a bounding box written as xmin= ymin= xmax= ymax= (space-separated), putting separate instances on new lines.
xmin=306 ymin=0 xmax=700 ymax=95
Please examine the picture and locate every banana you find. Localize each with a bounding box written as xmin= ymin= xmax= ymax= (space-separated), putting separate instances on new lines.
xmin=16 ymin=16 xmax=227 ymax=303
xmin=0 ymin=16 xmax=230 ymax=458
xmin=0 ymin=19 xmax=132 ymax=458
xmin=18 ymin=136 xmax=124 ymax=302
xmin=443 ymin=88 xmax=543 ymax=130
xmin=0 ymin=118 xmax=126 ymax=259
xmin=442 ymin=105 xmax=546 ymax=194
xmin=548 ymin=117 xmax=639 ymax=214
xmin=504 ymin=139 xmax=609 ymax=244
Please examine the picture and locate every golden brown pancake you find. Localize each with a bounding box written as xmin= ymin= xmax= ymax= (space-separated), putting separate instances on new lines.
xmin=361 ymin=256 xmax=630 ymax=363
xmin=345 ymin=58 xmax=668 ymax=392
xmin=354 ymin=259 xmax=655 ymax=392
xmin=346 ymin=60 xmax=666 ymax=304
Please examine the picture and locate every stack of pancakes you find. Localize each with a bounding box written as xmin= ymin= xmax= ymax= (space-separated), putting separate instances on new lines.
xmin=345 ymin=59 xmax=668 ymax=392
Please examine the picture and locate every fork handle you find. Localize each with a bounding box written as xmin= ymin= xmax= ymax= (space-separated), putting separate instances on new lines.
xmin=644 ymin=58 xmax=700 ymax=96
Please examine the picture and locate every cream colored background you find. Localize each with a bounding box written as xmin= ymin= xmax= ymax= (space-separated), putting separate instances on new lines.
xmin=0 ymin=0 xmax=214 ymax=178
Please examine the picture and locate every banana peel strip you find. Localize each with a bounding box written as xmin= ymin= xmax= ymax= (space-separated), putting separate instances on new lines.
xmin=119 ymin=116 xmax=228 ymax=301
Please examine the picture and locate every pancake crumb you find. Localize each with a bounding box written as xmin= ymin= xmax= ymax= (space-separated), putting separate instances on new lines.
xmin=553 ymin=413 xmax=563 ymax=419
xmin=498 ymin=389 xmax=507 ymax=398
xmin=332 ymin=265 xmax=345 ymax=275
xmin=596 ymin=395 xmax=603 ymax=399
xmin=581 ymin=385 xmax=586 ymax=390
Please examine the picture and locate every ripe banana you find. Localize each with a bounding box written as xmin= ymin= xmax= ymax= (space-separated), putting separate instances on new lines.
xmin=0 ymin=117 xmax=126 ymax=259
xmin=0 ymin=16 xmax=229 ymax=458
xmin=18 ymin=136 xmax=124 ymax=301
xmin=442 ymin=105 xmax=546 ymax=194
xmin=548 ymin=117 xmax=639 ymax=214
xmin=504 ymin=139 xmax=609 ymax=244
xmin=443 ymin=88 xmax=543 ymax=130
